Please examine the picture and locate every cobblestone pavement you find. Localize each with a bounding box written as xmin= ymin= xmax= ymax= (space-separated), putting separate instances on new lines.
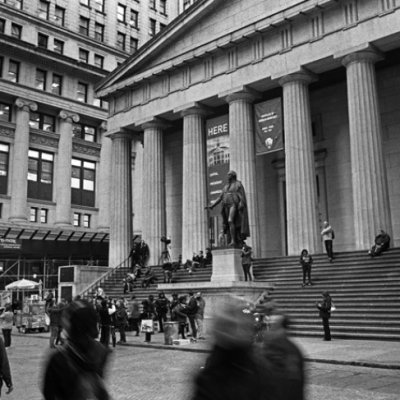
xmin=4 ymin=334 xmax=400 ymax=400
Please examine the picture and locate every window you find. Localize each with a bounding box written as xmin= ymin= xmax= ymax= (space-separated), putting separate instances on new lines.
xmin=381 ymin=0 xmax=396 ymax=12
xmin=183 ymin=0 xmax=191 ymax=10
xmin=54 ymin=6 xmax=65 ymax=26
xmin=73 ymin=212 xmax=81 ymax=227
xmin=94 ymin=23 xmax=104 ymax=42
xmin=117 ymin=4 xmax=126 ymax=22
xmin=0 ymin=103 xmax=11 ymax=123
xmin=94 ymin=54 xmax=104 ymax=68
xmin=149 ymin=0 xmax=156 ymax=10
xmin=79 ymin=16 xmax=90 ymax=36
xmin=117 ymin=32 xmax=126 ymax=51
xmin=0 ymin=143 xmax=10 ymax=195
xmin=14 ymin=0 xmax=23 ymax=9
xmin=29 ymin=112 xmax=55 ymax=132
xmin=149 ymin=18 xmax=156 ymax=37
xmin=80 ymin=0 xmax=89 ymax=6
xmin=160 ymin=23 xmax=166 ymax=31
xmin=71 ymin=158 xmax=96 ymax=207
xmin=311 ymin=13 xmax=324 ymax=38
xmin=77 ymin=82 xmax=88 ymax=103
xmin=0 ymin=19 xmax=5 ymax=34
xmin=204 ymin=57 xmax=214 ymax=79
xmin=228 ymin=48 xmax=238 ymax=70
xmin=35 ymin=69 xmax=47 ymax=91
xmin=28 ymin=150 xmax=54 ymax=201
xmin=73 ymin=123 xmax=97 ymax=142
xmin=40 ymin=208 xmax=48 ymax=223
xmin=30 ymin=207 xmax=38 ymax=222
xmin=38 ymin=33 xmax=49 ymax=49
xmin=130 ymin=10 xmax=138 ymax=28
xmin=54 ymin=39 xmax=64 ymax=54
xmin=280 ymin=26 xmax=293 ymax=50
xmin=93 ymin=0 xmax=104 ymax=12
xmin=344 ymin=1 xmax=358 ymax=25
xmin=130 ymin=37 xmax=138 ymax=54
xmin=11 ymin=23 xmax=22 ymax=39
xmin=160 ymin=0 xmax=167 ymax=15
xmin=83 ymin=214 xmax=91 ymax=228
xmin=79 ymin=49 xmax=89 ymax=63
xmin=38 ymin=0 xmax=49 ymax=20
xmin=93 ymin=97 xmax=103 ymax=108
xmin=8 ymin=60 xmax=19 ymax=83
xmin=51 ymin=74 xmax=62 ymax=95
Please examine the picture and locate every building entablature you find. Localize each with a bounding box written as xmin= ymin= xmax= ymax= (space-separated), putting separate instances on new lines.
xmin=101 ymin=0 xmax=400 ymax=131
xmin=0 ymin=80 xmax=108 ymax=122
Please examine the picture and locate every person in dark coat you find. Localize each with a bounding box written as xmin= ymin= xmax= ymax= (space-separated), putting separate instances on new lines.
xmin=169 ymin=293 xmax=179 ymax=322
xmin=299 ymin=249 xmax=313 ymax=287
xmin=141 ymin=296 xmax=157 ymax=343
xmin=114 ymin=301 xmax=128 ymax=344
xmin=98 ymin=299 xmax=115 ymax=347
xmin=173 ymin=296 xmax=188 ymax=339
xmin=186 ymin=292 xmax=198 ymax=340
xmin=368 ymin=230 xmax=390 ymax=257
xmin=155 ymin=292 xmax=170 ymax=333
xmin=42 ymin=299 xmax=111 ymax=400
xmin=316 ymin=291 xmax=332 ymax=341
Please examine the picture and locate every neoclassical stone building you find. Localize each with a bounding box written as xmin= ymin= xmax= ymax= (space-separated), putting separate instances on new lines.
xmin=97 ymin=0 xmax=400 ymax=267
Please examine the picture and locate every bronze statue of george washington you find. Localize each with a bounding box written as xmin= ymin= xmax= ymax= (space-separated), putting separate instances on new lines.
xmin=207 ymin=170 xmax=250 ymax=248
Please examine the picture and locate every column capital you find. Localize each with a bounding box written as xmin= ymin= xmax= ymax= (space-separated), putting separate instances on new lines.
xmin=174 ymin=102 xmax=211 ymax=118
xmin=342 ymin=49 xmax=383 ymax=68
xmin=279 ymin=69 xmax=317 ymax=87
xmin=139 ymin=117 xmax=170 ymax=131
xmin=15 ymin=98 xmax=37 ymax=112
xmin=58 ymin=110 xmax=80 ymax=123
xmin=219 ymin=87 xmax=261 ymax=104
xmin=108 ymin=129 xmax=134 ymax=141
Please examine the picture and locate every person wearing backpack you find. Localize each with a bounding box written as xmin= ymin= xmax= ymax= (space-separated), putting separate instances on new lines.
xmin=186 ymin=292 xmax=198 ymax=341
xmin=321 ymin=220 xmax=335 ymax=262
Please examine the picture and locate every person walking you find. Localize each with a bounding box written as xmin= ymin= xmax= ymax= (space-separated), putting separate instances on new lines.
xmin=115 ymin=301 xmax=128 ymax=344
xmin=98 ymin=299 xmax=115 ymax=347
xmin=241 ymin=244 xmax=253 ymax=281
xmin=299 ymin=249 xmax=313 ymax=287
xmin=186 ymin=292 xmax=198 ymax=341
xmin=155 ymin=292 xmax=169 ymax=333
xmin=141 ymin=297 xmax=156 ymax=343
xmin=0 ymin=336 xmax=13 ymax=395
xmin=173 ymin=296 xmax=188 ymax=339
xmin=0 ymin=305 xmax=14 ymax=348
xmin=195 ymin=292 xmax=206 ymax=340
xmin=321 ymin=221 xmax=334 ymax=262
xmin=316 ymin=291 xmax=332 ymax=341
xmin=47 ymin=301 xmax=61 ymax=348
xmin=128 ymin=295 xmax=141 ymax=336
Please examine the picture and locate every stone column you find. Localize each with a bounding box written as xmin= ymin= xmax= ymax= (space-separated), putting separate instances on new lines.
xmin=343 ymin=50 xmax=392 ymax=249
xmin=181 ymin=106 xmax=209 ymax=261
xmin=279 ymin=72 xmax=320 ymax=255
xmin=109 ymin=131 xmax=133 ymax=268
xmin=97 ymin=122 xmax=112 ymax=231
xmin=225 ymin=90 xmax=260 ymax=255
xmin=142 ymin=121 xmax=165 ymax=266
xmin=9 ymin=98 xmax=38 ymax=222
xmin=55 ymin=110 xmax=79 ymax=227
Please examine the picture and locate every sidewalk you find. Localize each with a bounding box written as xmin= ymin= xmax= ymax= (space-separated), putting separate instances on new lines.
xmin=122 ymin=330 xmax=400 ymax=370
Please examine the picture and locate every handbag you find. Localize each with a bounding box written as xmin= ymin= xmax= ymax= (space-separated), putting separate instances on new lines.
xmin=140 ymin=319 xmax=154 ymax=333
xmin=331 ymin=230 xmax=335 ymax=240
xmin=330 ymin=303 xmax=336 ymax=312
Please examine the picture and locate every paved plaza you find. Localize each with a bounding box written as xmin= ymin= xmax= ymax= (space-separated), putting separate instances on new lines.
xmin=4 ymin=331 xmax=400 ymax=400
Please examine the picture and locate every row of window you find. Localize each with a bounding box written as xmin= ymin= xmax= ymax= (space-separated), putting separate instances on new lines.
xmin=28 ymin=207 xmax=92 ymax=227
xmin=0 ymin=57 xmax=103 ymax=106
xmin=0 ymin=143 xmax=96 ymax=208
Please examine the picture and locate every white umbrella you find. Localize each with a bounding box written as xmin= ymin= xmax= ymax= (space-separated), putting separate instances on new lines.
xmin=5 ymin=279 xmax=40 ymax=291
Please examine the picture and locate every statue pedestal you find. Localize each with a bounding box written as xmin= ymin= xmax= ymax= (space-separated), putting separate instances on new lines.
xmin=211 ymin=248 xmax=243 ymax=282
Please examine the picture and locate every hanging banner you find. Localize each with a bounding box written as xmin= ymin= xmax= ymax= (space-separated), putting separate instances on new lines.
xmin=0 ymin=238 xmax=22 ymax=250
xmin=206 ymin=115 xmax=230 ymax=218
xmin=254 ymin=98 xmax=283 ymax=155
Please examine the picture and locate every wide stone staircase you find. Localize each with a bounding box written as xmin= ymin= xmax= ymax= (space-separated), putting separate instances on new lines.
xmin=81 ymin=249 xmax=400 ymax=340
xmin=252 ymin=248 xmax=400 ymax=341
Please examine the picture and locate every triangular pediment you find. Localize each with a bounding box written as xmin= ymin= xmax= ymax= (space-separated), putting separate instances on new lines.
xmin=96 ymin=0 xmax=288 ymax=97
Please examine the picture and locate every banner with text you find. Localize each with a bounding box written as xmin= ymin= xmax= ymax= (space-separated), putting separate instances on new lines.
xmin=254 ymin=98 xmax=283 ymax=155
xmin=206 ymin=115 xmax=230 ymax=218
xmin=0 ymin=238 xmax=22 ymax=251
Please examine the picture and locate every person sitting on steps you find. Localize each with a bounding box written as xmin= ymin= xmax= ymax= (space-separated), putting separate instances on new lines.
xmin=368 ymin=230 xmax=390 ymax=257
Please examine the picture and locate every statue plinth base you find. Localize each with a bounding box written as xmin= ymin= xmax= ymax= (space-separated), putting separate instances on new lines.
xmin=211 ymin=248 xmax=243 ymax=282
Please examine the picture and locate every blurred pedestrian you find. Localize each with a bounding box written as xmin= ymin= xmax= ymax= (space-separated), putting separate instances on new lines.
xmin=173 ymin=296 xmax=188 ymax=339
xmin=241 ymin=244 xmax=253 ymax=281
xmin=0 ymin=336 xmax=13 ymax=395
xmin=141 ymin=297 xmax=156 ymax=343
xmin=42 ymin=299 xmax=110 ymax=400
xmin=316 ymin=291 xmax=332 ymax=341
xmin=0 ymin=305 xmax=14 ymax=348
xmin=155 ymin=292 xmax=170 ymax=333
xmin=191 ymin=298 xmax=269 ymax=400
xmin=128 ymin=295 xmax=141 ymax=336
xmin=98 ymin=299 xmax=115 ymax=347
xmin=261 ymin=314 xmax=305 ymax=400
xmin=195 ymin=292 xmax=206 ymax=340
xmin=115 ymin=300 xmax=128 ymax=344
xmin=186 ymin=292 xmax=198 ymax=340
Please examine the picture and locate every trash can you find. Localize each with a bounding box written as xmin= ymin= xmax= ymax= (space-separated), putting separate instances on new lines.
xmin=163 ymin=321 xmax=179 ymax=345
